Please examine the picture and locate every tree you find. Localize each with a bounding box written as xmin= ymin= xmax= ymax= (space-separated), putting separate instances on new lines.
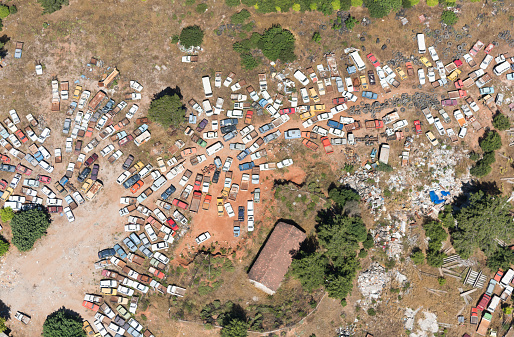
xmin=470 ymin=161 xmax=492 ymax=177
xmin=225 ymin=0 xmax=241 ymax=7
xmin=328 ymin=185 xmax=360 ymax=208
xmin=426 ymin=250 xmax=445 ymax=267
xmin=147 ymin=94 xmax=185 ymax=128
xmin=240 ymin=53 xmax=260 ymax=70
xmin=220 ymin=319 xmax=248 ymax=337
xmin=231 ymin=9 xmax=251 ymax=24
xmin=42 ymin=308 xmax=84 ymax=337
xmin=0 ymin=207 xmax=14 ymax=222
xmin=345 ymin=16 xmax=358 ymax=30
xmin=9 ymin=5 xmax=17 ymax=14
xmin=487 ymin=247 xmax=514 ymax=271
xmin=441 ymin=10 xmax=458 ymax=25
xmin=423 ymin=221 xmax=447 ymax=251
xmin=11 ymin=209 xmax=51 ymax=252
xmin=479 ymin=131 xmax=502 ymax=153
xmin=363 ymin=0 xmax=401 ymax=18
xmin=290 ymin=252 xmax=327 ymax=291
xmin=0 ymin=317 xmax=6 ymax=333
xmin=493 ymin=113 xmax=511 ymax=131
xmin=0 ymin=237 xmax=9 ymax=256
xmin=312 ymin=32 xmax=321 ymax=43
xmin=257 ymin=25 xmax=296 ymax=63
xmin=179 ymin=25 xmax=204 ymax=49
xmin=38 ymin=0 xmax=69 ymax=13
xmin=410 ymin=249 xmax=425 ymax=265
xmin=0 ymin=5 xmax=9 ymax=19
xmin=438 ymin=204 xmax=455 ymax=228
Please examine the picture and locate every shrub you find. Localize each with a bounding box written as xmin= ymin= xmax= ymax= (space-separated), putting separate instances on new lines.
xmin=438 ymin=277 xmax=446 ymax=285
xmin=257 ymin=25 xmax=296 ymax=63
xmin=493 ymin=113 xmax=511 ymax=131
xmin=481 ymin=152 xmax=495 ymax=166
xmin=148 ymin=94 xmax=185 ymax=128
xmin=186 ymin=0 xmax=196 ymax=5
xmin=241 ymin=0 xmax=256 ymax=4
xmin=441 ymin=10 xmax=458 ymax=25
xmin=312 ymin=31 xmax=321 ymax=43
xmin=358 ymin=249 xmax=368 ymax=258
xmin=470 ymin=161 xmax=492 ymax=177
xmin=363 ymin=233 xmax=374 ymax=249
xmin=410 ymin=249 xmax=425 ymax=265
xmin=351 ymin=0 xmax=363 ymax=5
xmin=479 ymin=131 xmax=502 ymax=153
xmin=11 ymin=209 xmax=51 ymax=252
xmin=0 ymin=207 xmax=14 ymax=222
xmin=332 ymin=0 xmax=341 ymax=10
xmin=363 ymin=0 xmax=401 ymax=18
xmin=179 ymin=25 xmax=204 ymax=48
xmin=9 ymin=5 xmax=17 ymax=14
xmin=196 ymin=3 xmax=208 ymax=13
xmin=42 ymin=308 xmax=83 ymax=337
xmin=171 ymin=35 xmax=179 ymax=44
xmin=225 ymin=0 xmax=241 ymax=7
xmin=367 ymin=308 xmax=376 ymax=316
xmin=344 ymin=163 xmax=355 ymax=173
xmin=240 ymin=53 xmax=260 ymax=70
xmin=0 ymin=5 xmax=9 ymax=18
xmin=292 ymin=3 xmax=301 ymax=10
xmin=231 ymin=9 xmax=251 ymax=23
xmin=376 ymin=162 xmax=393 ymax=172
xmin=220 ymin=319 xmax=249 ymax=337
xmin=345 ymin=16 xmax=358 ymax=30
xmin=469 ymin=152 xmax=480 ymax=161
xmin=402 ymin=0 xmax=419 ymax=7
xmin=38 ymin=0 xmax=69 ymax=13
xmin=427 ymin=0 xmax=438 ymax=6
xmin=0 ymin=317 xmax=6 ymax=333
xmin=0 ymin=237 xmax=9 ymax=257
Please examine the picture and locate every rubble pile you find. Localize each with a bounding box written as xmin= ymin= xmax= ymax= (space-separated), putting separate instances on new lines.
xmin=358 ymin=262 xmax=391 ymax=299
xmin=371 ymin=219 xmax=407 ymax=259
xmin=404 ymin=308 xmax=439 ymax=337
xmin=339 ymin=169 xmax=384 ymax=213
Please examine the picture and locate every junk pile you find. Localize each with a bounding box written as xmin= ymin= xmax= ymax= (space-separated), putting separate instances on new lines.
xmin=371 ymin=219 xmax=407 ymax=259
xmin=339 ymin=169 xmax=384 ymax=214
xmin=358 ymin=262 xmax=391 ymax=299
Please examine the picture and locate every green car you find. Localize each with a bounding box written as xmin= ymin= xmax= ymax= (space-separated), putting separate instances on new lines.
xmin=196 ymin=138 xmax=207 ymax=148
xmin=116 ymin=304 xmax=131 ymax=320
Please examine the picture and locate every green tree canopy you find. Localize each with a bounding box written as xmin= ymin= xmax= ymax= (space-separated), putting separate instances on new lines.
xmin=0 ymin=237 xmax=9 ymax=256
xmin=11 ymin=208 xmax=51 ymax=252
xmin=290 ymin=251 xmax=327 ymax=291
xmin=493 ymin=113 xmax=511 ymax=131
xmin=438 ymin=204 xmax=455 ymax=228
xmin=312 ymin=31 xmax=321 ymax=43
xmin=231 ymin=9 xmax=251 ymax=24
xmin=410 ymin=249 xmax=425 ymax=265
xmin=423 ymin=221 xmax=448 ymax=251
xmin=0 ymin=317 xmax=6 ymax=333
xmin=345 ymin=16 xmax=358 ymax=30
xmin=147 ymin=93 xmax=185 ymax=128
xmin=486 ymin=247 xmax=514 ymax=271
xmin=441 ymin=10 xmax=458 ymax=25
xmin=363 ymin=0 xmax=401 ymax=18
xmin=220 ymin=319 xmax=248 ymax=337
xmin=479 ymin=131 xmax=502 ymax=153
xmin=38 ymin=0 xmax=69 ymax=13
xmin=452 ymin=191 xmax=513 ymax=259
xmin=42 ymin=308 xmax=84 ymax=337
xmin=426 ymin=250 xmax=445 ymax=267
xmin=0 ymin=5 xmax=9 ymax=19
xmin=328 ymin=185 xmax=360 ymax=208
xmin=0 ymin=207 xmax=14 ymax=222
xmin=225 ymin=0 xmax=241 ymax=7
xmin=179 ymin=25 xmax=204 ymax=49
xmin=470 ymin=161 xmax=492 ymax=177
xmin=257 ymin=25 xmax=296 ymax=63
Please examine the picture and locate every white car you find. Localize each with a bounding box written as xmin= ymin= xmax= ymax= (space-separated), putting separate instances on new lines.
xmin=66 ymin=137 xmax=73 ymax=152
xmin=227 ymin=109 xmax=244 ymax=118
xmin=8 ymin=134 xmax=21 ymax=148
xmin=130 ymin=80 xmax=143 ymax=92
xmin=145 ymin=224 xmax=158 ymax=242
xmin=428 ymin=46 xmax=439 ymax=62
xmin=134 ymin=282 xmax=149 ymax=294
xmin=195 ymin=232 xmax=211 ymax=244
xmin=154 ymin=251 xmax=170 ymax=264
xmin=153 ymin=208 xmax=167 ymax=223
xmin=224 ymin=202 xmax=235 ymax=217
xmin=211 ymin=120 xmax=219 ymax=130
xmin=294 ymin=70 xmax=309 ymax=86
xmin=9 ymin=110 xmax=21 ymax=124
xmin=100 ymin=144 xmax=115 ymax=157
xmin=427 ymin=67 xmax=436 ymax=82
xmin=107 ymin=322 xmax=125 ymax=335
xmin=139 ymin=164 xmax=153 ymax=178
xmin=469 ymin=101 xmax=480 ymax=112
xmin=126 ymin=104 xmax=139 ymax=119
xmin=41 ymin=186 xmax=56 ymax=199
xmin=203 ymin=131 xmax=218 ymax=139
xmin=109 ymin=150 xmax=123 ymax=162
xmin=317 ymin=112 xmax=332 ymax=121
xmin=480 ymin=55 xmax=493 ymax=70
xmin=117 ymin=171 xmax=131 ymax=184
xmin=433 ymin=117 xmax=445 ymax=136
xmin=300 ymin=87 xmax=309 ymax=103
xmin=277 ymin=158 xmax=293 ymax=169
xmin=38 ymin=127 xmax=51 ymax=143
xmin=418 ymin=68 xmax=426 ymax=85
xmin=345 ymin=77 xmax=353 ymax=92
xmin=117 ymin=285 xmax=135 ymax=297
xmin=39 ymin=160 xmax=54 ymax=173
xmin=26 ymin=128 xmax=38 ymax=141
xmin=240 ymin=125 xmax=255 ymax=137
xmin=222 ymin=157 xmax=233 ymax=172
xmin=78 ymin=91 xmax=91 ymax=109
xmin=458 ymin=126 xmax=467 ymax=138
xmin=125 ymin=224 xmax=141 ymax=232
xmin=73 ymin=191 xmax=85 ymax=204
xmin=63 ymin=207 xmax=75 ymax=222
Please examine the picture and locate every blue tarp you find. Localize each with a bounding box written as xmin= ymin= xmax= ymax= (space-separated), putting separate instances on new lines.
xmin=429 ymin=190 xmax=449 ymax=204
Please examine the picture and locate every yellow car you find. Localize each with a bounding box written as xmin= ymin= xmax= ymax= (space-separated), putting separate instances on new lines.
xmin=83 ymin=321 xmax=95 ymax=336
xmin=448 ymin=69 xmax=462 ymax=82
xmin=221 ymin=187 xmax=229 ymax=199
xmin=419 ymin=56 xmax=432 ymax=68
xmin=81 ymin=178 xmax=93 ymax=193
xmin=308 ymin=87 xmax=320 ymax=103
xmin=395 ymin=67 xmax=407 ymax=80
xmin=156 ymin=157 xmax=166 ymax=173
xmin=299 ymin=110 xmax=315 ymax=121
xmin=217 ymin=197 xmax=224 ymax=217
xmin=101 ymin=287 xmax=117 ymax=295
xmin=360 ymin=75 xmax=368 ymax=90
xmin=425 ymin=131 xmax=439 ymax=146
xmin=72 ymin=85 xmax=82 ymax=100
xmin=133 ymin=161 xmax=144 ymax=172
xmin=0 ymin=187 xmax=13 ymax=201
xmin=311 ymin=104 xmax=325 ymax=112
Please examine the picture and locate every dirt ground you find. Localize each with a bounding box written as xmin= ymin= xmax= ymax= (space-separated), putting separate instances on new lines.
xmin=0 ymin=0 xmax=513 ymax=336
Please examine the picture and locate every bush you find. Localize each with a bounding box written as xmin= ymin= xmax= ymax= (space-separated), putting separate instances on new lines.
xmin=0 ymin=237 xmax=9 ymax=257
xmin=470 ymin=161 xmax=492 ymax=177
xmin=410 ymin=249 xmax=425 ymax=265
xmin=11 ymin=209 xmax=51 ymax=252
xmin=220 ymin=319 xmax=249 ymax=337
xmin=493 ymin=113 xmax=511 ymax=131
xmin=0 ymin=5 xmax=9 ymax=18
xmin=479 ymin=131 xmax=502 ymax=153
xmin=469 ymin=152 xmax=480 ymax=161
xmin=367 ymin=308 xmax=376 ymax=316
xmin=196 ymin=3 xmax=208 ymax=13
xmin=225 ymin=0 xmax=241 ymax=7
xmin=441 ymin=10 xmax=458 ymax=25
xmin=231 ymin=9 xmax=251 ymax=23
xmin=9 ymin=5 xmax=17 ymax=14
xmin=363 ymin=0 xmax=401 ymax=18
xmin=38 ymin=0 xmax=69 ymax=13
xmin=312 ymin=31 xmax=321 ymax=43
xmin=481 ymin=152 xmax=496 ymax=166
xmin=0 ymin=317 xmax=6 ymax=333
xmin=358 ymin=249 xmax=368 ymax=258
xmin=345 ymin=16 xmax=358 ymax=30
xmin=292 ymin=3 xmax=301 ymax=10
xmin=171 ymin=35 xmax=179 ymax=44
xmin=363 ymin=233 xmax=374 ymax=249
xmin=148 ymin=94 xmax=185 ymax=128
xmin=438 ymin=277 xmax=446 ymax=285
xmin=179 ymin=25 xmax=204 ymax=48
xmin=402 ymin=0 xmax=419 ymax=7
xmin=240 ymin=53 xmax=260 ymax=69
xmin=0 ymin=207 xmax=14 ymax=222
xmin=42 ymin=308 xmax=84 ymax=337
xmin=376 ymin=162 xmax=393 ymax=172
xmin=185 ymin=0 xmax=196 ymax=5
xmin=427 ymin=0 xmax=438 ymax=6
xmin=257 ymin=25 xmax=296 ymax=63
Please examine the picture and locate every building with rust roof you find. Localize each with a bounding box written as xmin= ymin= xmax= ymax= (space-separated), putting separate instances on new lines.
xmin=247 ymin=222 xmax=306 ymax=295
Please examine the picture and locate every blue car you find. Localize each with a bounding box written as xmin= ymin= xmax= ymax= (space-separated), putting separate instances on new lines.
xmin=129 ymin=233 xmax=141 ymax=246
xmin=347 ymin=65 xmax=356 ymax=74
xmin=239 ymin=161 xmax=255 ymax=171
xmin=237 ymin=149 xmax=250 ymax=161
xmin=362 ymin=91 xmax=378 ymax=99
xmin=34 ymin=151 xmax=44 ymax=162
xmin=113 ymin=243 xmax=127 ymax=259
xmin=140 ymin=246 xmax=154 ymax=258
xmin=233 ymin=225 xmax=240 ymax=237
xmin=161 ymin=184 xmax=176 ymax=200
xmin=59 ymin=176 xmax=69 ymax=186
xmin=97 ymin=248 xmax=116 ymax=259
xmin=258 ymin=98 xmax=268 ymax=108
xmin=326 ymin=120 xmax=344 ymax=130
xmin=479 ymin=87 xmax=494 ymax=95
xmin=123 ymin=237 xmax=137 ymax=252
xmin=284 ymin=129 xmax=301 ymax=140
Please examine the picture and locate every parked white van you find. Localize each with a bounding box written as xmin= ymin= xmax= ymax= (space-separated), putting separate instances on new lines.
xmin=349 ymin=51 xmax=366 ymax=71
xmin=417 ymin=33 xmax=426 ymax=54
xmin=294 ymin=70 xmax=309 ymax=86
xmin=202 ymin=76 xmax=213 ymax=98
xmin=206 ymin=141 xmax=224 ymax=156
xmin=493 ymin=61 xmax=511 ymax=76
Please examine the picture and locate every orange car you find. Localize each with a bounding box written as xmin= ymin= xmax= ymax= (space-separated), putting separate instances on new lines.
xmin=180 ymin=147 xmax=197 ymax=157
xmin=82 ymin=300 xmax=99 ymax=311
xmin=130 ymin=180 xmax=144 ymax=194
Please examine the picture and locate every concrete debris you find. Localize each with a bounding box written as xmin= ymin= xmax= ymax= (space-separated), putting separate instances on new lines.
xmin=340 ymin=168 xmax=384 ymax=214
xmin=404 ymin=307 xmax=422 ymax=331
xmin=336 ymin=324 xmax=356 ymax=337
xmin=358 ymin=262 xmax=392 ymax=299
xmin=404 ymin=309 xmax=439 ymax=337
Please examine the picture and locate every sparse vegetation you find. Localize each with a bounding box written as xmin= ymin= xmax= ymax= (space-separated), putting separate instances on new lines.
xmin=410 ymin=249 xmax=425 ymax=265
xmin=38 ymin=0 xmax=69 ymax=13
xmin=312 ymin=31 xmax=321 ymax=43
xmin=345 ymin=15 xmax=358 ymax=30
xmin=11 ymin=208 xmax=51 ymax=252
xmin=441 ymin=10 xmax=458 ymax=26
xmin=147 ymin=93 xmax=185 ymax=128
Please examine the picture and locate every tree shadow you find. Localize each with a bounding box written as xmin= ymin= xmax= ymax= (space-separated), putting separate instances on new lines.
xmin=222 ymin=303 xmax=247 ymax=326
xmin=153 ymin=86 xmax=183 ymax=100
xmin=0 ymin=35 xmax=10 ymax=59
xmin=453 ymin=180 xmax=500 ymax=209
xmin=0 ymin=299 xmax=10 ymax=321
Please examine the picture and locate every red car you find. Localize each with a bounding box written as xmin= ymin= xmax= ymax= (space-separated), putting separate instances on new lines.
xmin=172 ymin=198 xmax=188 ymax=210
xmin=366 ymin=53 xmax=380 ymax=67
xmin=166 ymin=218 xmax=179 ymax=231
xmin=332 ymin=97 xmax=347 ymax=105
xmin=151 ymin=268 xmax=165 ymax=279
xmin=16 ymin=163 xmax=32 ymax=176
xmin=37 ymin=175 xmax=51 ymax=183
xmin=15 ymin=130 xmax=28 ymax=143
xmin=85 ymin=127 xmax=94 ymax=138
xmin=0 ymin=179 xmax=7 ymax=190
xmin=102 ymin=269 xmax=119 ymax=279
xmin=0 ymin=154 xmax=10 ymax=164
xmin=321 ymin=136 xmax=333 ymax=154
xmin=82 ymin=300 xmax=99 ymax=311
xmin=484 ymin=43 xmax=494 ymax=54
xmin=279 ymin=107 xmax=296 ymax=115
xmin=130 ymin=180 xmax=144 ymax=194
xmin=454 ymin=79 xmax=464 ymax=89
xmin=414 ymin=120 xmax=422 ymax=134
xmin=48 ymin=206 xmax=63 ymax=213
xmin=84 ymin=153 xmax=98 ymax=167
xmin=119 ymin=134 xmax=134 ymax=147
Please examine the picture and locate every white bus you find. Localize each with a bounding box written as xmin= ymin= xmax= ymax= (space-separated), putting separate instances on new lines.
xmin=417 ymin=33 xmax=426 ymax=54
xmin=202 ymin=76 xmax=213 ymax=98
xmin=349 ymin=51 xmax=366 ymax=71
xmin=206 ymin=141 xmax=224 ymax=156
